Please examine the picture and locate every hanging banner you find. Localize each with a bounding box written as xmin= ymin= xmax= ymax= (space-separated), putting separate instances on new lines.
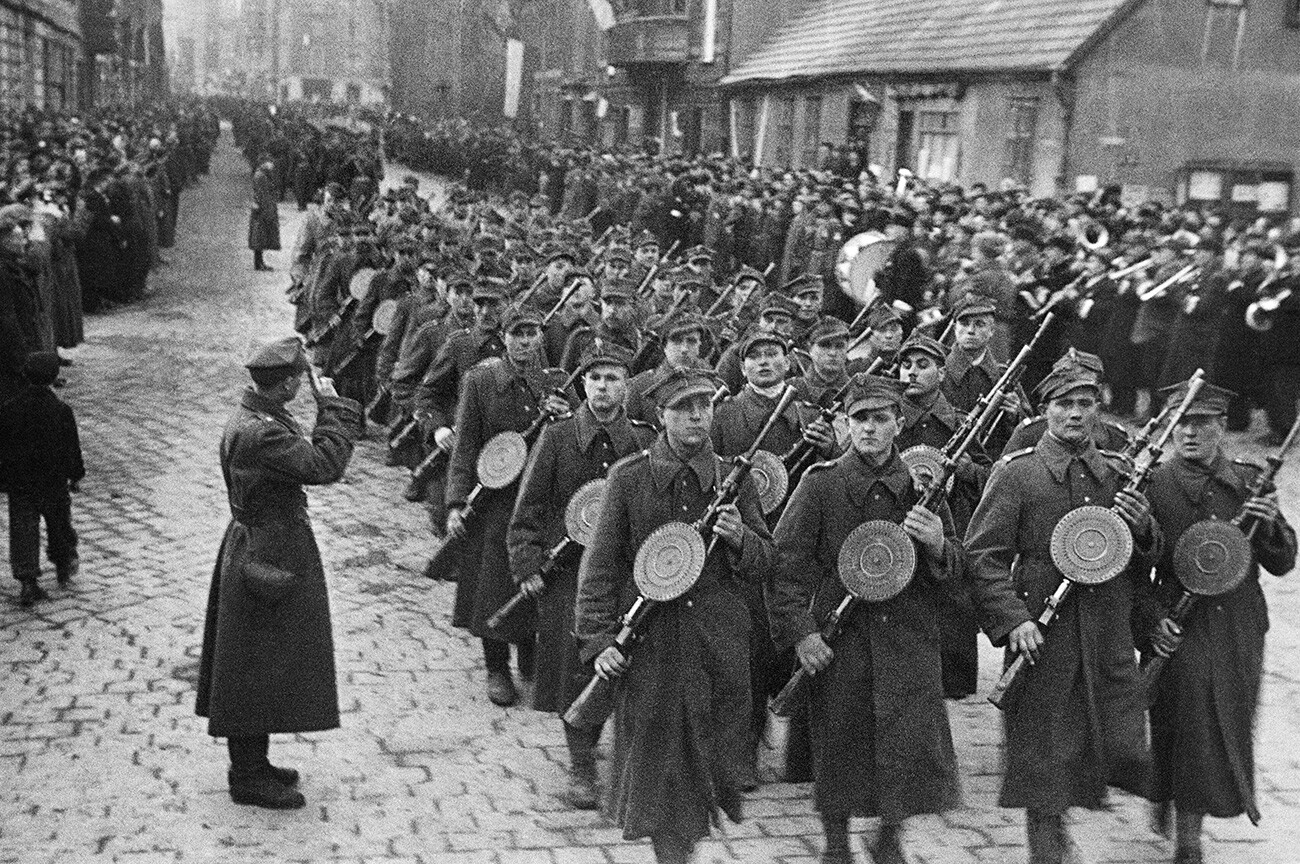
xmin=504 ymin=38 xmax=524 ymax=118
xmin=701 ymin=0 xmax=717 ymax=63
xmin=587 ymin=0 xmax=616 ymax=30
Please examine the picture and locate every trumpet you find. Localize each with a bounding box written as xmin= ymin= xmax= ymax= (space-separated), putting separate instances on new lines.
xmin=1245 ymin=246 xmax=1293 ymax=332
xmin=1107 ymin=257 xmax=1154 ymax=281
xmin=1136 ymin=264 xmax=1198 ymax=302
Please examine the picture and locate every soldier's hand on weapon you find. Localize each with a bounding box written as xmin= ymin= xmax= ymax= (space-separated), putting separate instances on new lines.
xmin=541 ymin=392 xmax=571 ymax=418
xmin=433 ymin=426 xmax=455 ymax=451
xmin=1009 ymin=621 xmax=1045 ymax=664
xmin=1149 ymin=617 xmax=1184 ymax=659
xmin=310 ymin=369 xmax=338 ymax=399
xmin=594 ymin=645 xmax=630 ymax=680
xmin=1113 ymin=489 xmax=1152 ymax=535
xmin=711 ymin=503 xmax=745 ymax=550
xmin=804 ymin=418 xmax=836 ymax=454
xmin=1000 ymin=391 xmax=1021 ymax=415
xmin=445 ymin=507 xmax=468 ymax=540
xmin=796 ymin=632 xmax=834 ymax=675
xmin=520 ymin=573 xmax=545 ymax=599
xmin=903 ymin=504 xmax=945 ymax=559
xmin=1242 ymin=493 xmax=1281 ymax=524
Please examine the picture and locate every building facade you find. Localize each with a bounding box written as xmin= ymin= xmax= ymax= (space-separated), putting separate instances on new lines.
xmin=0 ymin=0 xmax=81 ymax=109
xmin=721 ymin=0 xmax=1300 ymax=215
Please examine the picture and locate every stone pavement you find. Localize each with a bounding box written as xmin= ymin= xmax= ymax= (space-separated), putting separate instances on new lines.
xmin=1 ymin=128 xmax=1299 ymax=864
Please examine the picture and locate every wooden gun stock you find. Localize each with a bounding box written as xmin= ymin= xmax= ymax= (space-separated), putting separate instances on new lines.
xmin=485 ymin=537 xmax=573 ymax=631
xmin=770 ymin=594 xmax=856 ymax=717
xmin=988 ymin=580 xmax=1072 ymax=710
xmin=564 ymin=596 xmax=655 ymax=729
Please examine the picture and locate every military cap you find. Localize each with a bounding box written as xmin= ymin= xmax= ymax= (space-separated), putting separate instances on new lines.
xmin=579 ymin=339 xmax=636 ymax=374
xmin=951 ymin=291 xmax=998 ymax=320
xmin=732 ymin=264 xmax=767 ymax=286
xmin=605 ymin=245 xmax=634 ymax=264
xmin=1051 ymin=346 xmax=1105 ymax=376
xmin=563 ymin=267 xmax=593 ymax=286
xmin=647 ymin=367 xmax=721 ymax=409
xmin=805 ymin=316 xmax=850 ymax=346
xmin=866 ymin=303 xmax=903 ymax=330
xmin=845 ymin=374 xmax=908 ymax=415
xmin=543 ymin=242 xmax=577 ymax=263
xmin=790 ymin=273 xmax=825 ymax=297
xmin=599 ymin=278 xmax=638 ymax=302
xmin=740 ymin=330 xmax=788 ymax=359
xmin=0 ymin=203 xmax=34 ymax=230
xmin=684 ymin=245 xmax=713 ymax=263
xmin=1034 ymin=368 xmax=1101 ymax=402
xmin=661 ymin=308 xmax=708 ymax=340
xmin=472 ymin=277 xmax=511 ymax=302
xmin=501 ymin=303 xmax=543 ymax=333
xmin=1160 ymin=379 xmax=1236 ymax=418
xmin=633 ymin=230 xmax=660 ymax=249
xmin=22 ymin=351 xmax=59 ymax=386
xmin=508 ymin=189 xmax=529 ymax=205
xmin=898 ymin=333 xmax=947 ymax=364
xmin=760 ymin=294 xmax=799 ymax=320
xmin=244 ymin=336 xmax=309 ymax=373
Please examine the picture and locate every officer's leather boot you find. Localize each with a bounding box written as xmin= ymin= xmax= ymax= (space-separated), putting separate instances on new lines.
xmin=650 ymin=832 xmax=693 ymax=864
xmin=228 ymin=769 xmax=305 ymax=809
xmin=18 ymin=580 xmax=48 ymax=607
xmin=562 ymin=722 xmax=599 ymax=810
xmin=1174 ymin=810 xmax=1204 ymax=864
xmin=56 ymin=557 xmax=79 ymax=586
xmin=819 ymin=813 xmax=851 ymax=864
xmin=871 ymin=821 xmax=906 ymax=864
xmin=1026 ymin=810 xmax=1065 ymax=864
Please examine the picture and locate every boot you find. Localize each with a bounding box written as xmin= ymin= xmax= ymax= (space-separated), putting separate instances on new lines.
xmin=486 ymin=670 xmax=517 ymax=707
xmin=228 ymin=769 xmax=305 ymax=809
xmin=228 ymin=764 xmax=299 ymax=788
xmin=871 ymin=822 xmax=906 ymax=864
xmin=1150 ymin=801 xmax=1172 ymax=838
xmin=18 ymin=580 xmax=48 ymax=607
xmin=56 ymin=557 xmax=79 ymax=586
xmin=1174 ymin=810 xmax=1204 ymax=864
xmin=820 ymin=813 xmax=851 ymax=864
xmin=1027 ymin=810 xmax=1066 ymax=864
xmin=562 ymin=723 xmax=599 ymax=810
xmin=650 ymin=832 xmax=693 ymax=864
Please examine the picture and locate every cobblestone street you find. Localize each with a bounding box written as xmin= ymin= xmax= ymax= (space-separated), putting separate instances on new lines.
xmin=1 ymin=129 xmax=1299 ymax=864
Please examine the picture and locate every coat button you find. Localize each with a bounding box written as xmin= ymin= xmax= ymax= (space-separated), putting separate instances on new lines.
xmin=1084 ymin=497 xmax=1090 ymax=503
xmin=685 ymin=599 xmax=694 ymax=608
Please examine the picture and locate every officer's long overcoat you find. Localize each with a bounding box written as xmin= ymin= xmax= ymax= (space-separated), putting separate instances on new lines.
xmin=196 ymin=388 xmax=359 ymax=736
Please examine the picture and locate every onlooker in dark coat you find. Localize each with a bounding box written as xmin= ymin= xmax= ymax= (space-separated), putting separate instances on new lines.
xmin=248 ymin=159 xmax=281 ymax=271
xmin=0 ymin=351 xmax=84 ymax=607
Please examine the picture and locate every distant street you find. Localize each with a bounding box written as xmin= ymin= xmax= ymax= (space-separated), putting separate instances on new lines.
xmin=1 ymin=127 xmax=1298 ymax=864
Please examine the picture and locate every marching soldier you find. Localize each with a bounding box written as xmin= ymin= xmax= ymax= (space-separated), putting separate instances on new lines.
xmin=575 ymin=368 xmax=776 ymax=864
xmin=848 ymin=303 xmax=905 ymax=373
xmin=770 ymin=374 xmax=961 ymax=864
xmin=942 ymin=292 xmax=1015 ymax=452
xmin=542 ymin=269 xmax=597 ymax=366
xmin=1001 ymin=349 xmax=1129 ymax=456
xmin=791 ymin=316 xmax=851 ymax=406
xmin=625 ymin=309 xmax=708 ymax=428
xmin=506 ymin=342 xmax=656 ymax=809
xmin=1144 ymin=381 xmax=1296 ymax=863
xmin=895 ymin=332 xmax=988 ymax=698
xmin=714 ymin=295 xmax=798 ymax=397
xmin=444 ymin=304 xmax=573 ymax=706
xmin=965 ymin=364 xmax=1163 ymax=864
xmin=559 ymin=278 xmax=644 ymax=375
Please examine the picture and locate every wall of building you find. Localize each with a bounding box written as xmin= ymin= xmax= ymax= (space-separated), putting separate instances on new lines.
xmin=0 ymin=0 xmax=81 ymax=109
xmin=1068 ymin=0 xmax=1300 ymax=211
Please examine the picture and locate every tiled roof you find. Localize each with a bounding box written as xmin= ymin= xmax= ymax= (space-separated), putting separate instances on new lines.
xmin=722 ymin=0 xmax=1136 ymax=85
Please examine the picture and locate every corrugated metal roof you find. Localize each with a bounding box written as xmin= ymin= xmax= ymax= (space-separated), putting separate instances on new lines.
xmin=722 ymin=0 xmax=1134 ymax=85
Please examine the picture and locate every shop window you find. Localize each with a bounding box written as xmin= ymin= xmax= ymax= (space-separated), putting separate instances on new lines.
xmin=799 ymin=96 xmax=822 ymax=167
xmin=915 ymin=110 xmax=959 ymax=182
xmin=1179 ymin=165 xmax=1292 ymax=214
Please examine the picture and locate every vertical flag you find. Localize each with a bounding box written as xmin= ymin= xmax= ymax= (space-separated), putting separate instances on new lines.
xmin=701 ymin=0 xmax=717 ymax=63
xmin=504 ymin=38 xmax=524 ymax=118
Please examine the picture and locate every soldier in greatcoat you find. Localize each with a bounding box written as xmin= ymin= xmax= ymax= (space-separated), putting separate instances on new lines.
xmin=248 ymin=158 xmax=280 ymax=271
xmin=769 ymin=374 xmax=961 ymax=864
xmin=506 ymin=342 xmax=655 ymax=809
xmin=964 ymin=365 xmax=1163 ymax=864
xmin=624 ymin=309 xmax=708 ymax=428
xmin=575 ymin=368 xmax=776 ymax=864
xmin=195 ymin=337 xmax=360 ymax=809
xmin=1143 ymin=381 xmax=1296 ymax=863
xmin=443 ymin=304 xmax=572 ymax=706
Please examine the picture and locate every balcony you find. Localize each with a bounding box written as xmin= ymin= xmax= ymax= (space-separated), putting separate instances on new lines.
xmin=607 ymin=14 xmax=691 ymax=66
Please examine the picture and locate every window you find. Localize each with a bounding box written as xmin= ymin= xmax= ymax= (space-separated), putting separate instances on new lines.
xmin=1178 ymin=165 xmax=1293 ymax=213
xmin=732 ymin=98 xmax=756 ymax=159
xmin=914 ymin=110 xmax=960 ymax=182
xmin=847 ymin=98 xmax=877 ymax=161
xmin=1004 ymin=99 xmax=1038 ymax=187
xmin=800 ymin=95 xmax=822 ymax=167
xmin=771 ymin=97 xmax=795 ymax=167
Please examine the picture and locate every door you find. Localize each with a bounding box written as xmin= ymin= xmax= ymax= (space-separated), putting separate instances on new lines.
xmin=894 ymin=109 xmax=914 ymax=172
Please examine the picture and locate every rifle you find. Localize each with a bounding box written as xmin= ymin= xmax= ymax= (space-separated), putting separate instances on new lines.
xmin=988 ymin=370 xmax=1206 ymax=710
xmin=424 ymin=366 xmax=583 ymax=580
xmin=325 ymin=323 xmax=385 ymax=378
xmin=540 ymin=277 xmax=586 ymax=328
xmin=305 ymin=295 xmax=356 ymax=347
xmin=635 ymin=239 xmax=681 ymax=297
xmin=970 ymin=313 xmax=1057 ymax=449
xmin=779 ymin=379 xmax=852 ymax=490
xmin=1138 ymin=413 xmax=1300 ymax=702
xmin=564 ymin=386 xmax=797 ymax=729
xmin=366 ymin=385 xmax=391 ymax=425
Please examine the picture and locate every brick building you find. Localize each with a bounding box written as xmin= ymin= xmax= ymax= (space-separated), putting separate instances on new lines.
xmin=720 ymin=0 xmax=1300 ymax=215
xmin=0 ymin=0 xmax=81 ymax=109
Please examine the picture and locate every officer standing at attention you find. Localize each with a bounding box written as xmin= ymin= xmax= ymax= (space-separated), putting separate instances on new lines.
xmin=196 ymin=336 xmax=360 ymax=810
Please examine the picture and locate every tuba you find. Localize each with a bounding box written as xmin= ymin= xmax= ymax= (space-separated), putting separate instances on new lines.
xmin=1074 ymin=220 xmax=1109 ymax=252
xmin=1245 ymin=246 xmax=1292 ymax=332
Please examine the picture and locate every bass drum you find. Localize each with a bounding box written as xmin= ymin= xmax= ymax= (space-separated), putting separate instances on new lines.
xmin=835 ymin=230 xmax=895 ymax=308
